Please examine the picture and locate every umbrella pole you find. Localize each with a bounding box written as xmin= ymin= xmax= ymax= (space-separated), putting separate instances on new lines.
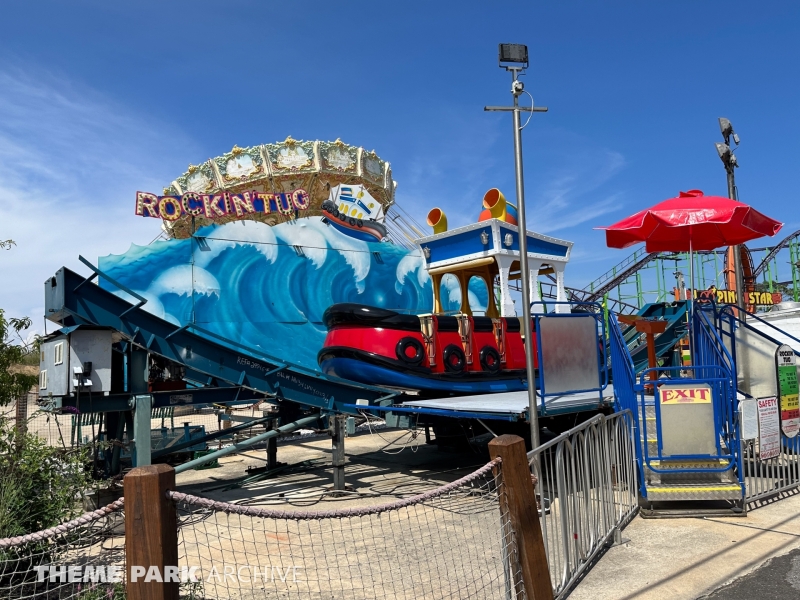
xmin=689 ymin=238 xmax=694 ymax=366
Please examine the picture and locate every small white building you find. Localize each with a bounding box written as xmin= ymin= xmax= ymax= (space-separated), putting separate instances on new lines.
xmin=38 ymin=325 xmax=118 ymax=397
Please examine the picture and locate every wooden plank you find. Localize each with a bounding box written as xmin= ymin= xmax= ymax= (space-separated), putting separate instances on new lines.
xmin=124 ymin=464 xmax=179 ymax=600
xmin=489 ymin=434 xmax=554 ymax=600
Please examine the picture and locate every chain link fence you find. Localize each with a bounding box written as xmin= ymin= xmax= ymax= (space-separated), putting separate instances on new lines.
xmin=5 ymin=392 xmax=281 ymax=460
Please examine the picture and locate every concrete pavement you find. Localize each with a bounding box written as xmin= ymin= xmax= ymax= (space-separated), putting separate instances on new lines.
xmin=570 ymin=493 xmax=800 ymax=599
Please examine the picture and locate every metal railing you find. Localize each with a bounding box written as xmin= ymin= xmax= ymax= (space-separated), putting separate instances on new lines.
xmin=714 ymin=305 xmax=800 ymax=505
xmin=742 ymin=428 xmax=800 ymax=505
xmin=584 ymin=248 xmax=648 ymax=293
xmin=528 ymin=410 xmax=638 ymax=599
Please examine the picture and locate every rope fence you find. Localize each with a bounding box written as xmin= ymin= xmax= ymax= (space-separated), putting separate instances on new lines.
xmin=172 ymin=459 xmax=522 ymax=599
xmin=0 ymin=436 xmax=551 ymax=600
xmin=0 ymin=500 xmax=126 ymax=600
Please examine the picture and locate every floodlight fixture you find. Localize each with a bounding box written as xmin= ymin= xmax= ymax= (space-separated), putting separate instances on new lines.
xmin=715 ymin=118 xmax=743 ymax=309
xmin=715 ymin=141 xmax=736 ymax=168
xmin=718 ymin=117 xmax=739 ymax=146
xmin=499 ymin=44 xmax=528 ymax=69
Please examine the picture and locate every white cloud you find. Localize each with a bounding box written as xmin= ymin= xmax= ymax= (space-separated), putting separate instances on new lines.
xmin=0 ymin=66 xmax=198 ymax=333
xmin=395 ymin=110 xmax=504 ymax=230
xmin=533 ymin=148 xmax=627 ymax=234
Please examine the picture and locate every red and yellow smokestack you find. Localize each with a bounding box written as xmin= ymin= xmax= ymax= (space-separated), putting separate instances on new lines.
xmin=426 ymin=207 xmax=448 ymax=234
xmin=479 ymin=188 xmax=518 ymax=225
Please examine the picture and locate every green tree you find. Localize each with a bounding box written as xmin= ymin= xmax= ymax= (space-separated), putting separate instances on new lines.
xmin=0 ymin=311 xmax=38 ymax=407
xmin=0 ymin=239 xmax=38 ymax=405
xmin=0 ymin=239 xmax=92 ymax=582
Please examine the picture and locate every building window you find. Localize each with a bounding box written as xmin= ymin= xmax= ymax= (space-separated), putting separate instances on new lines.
xmin=40 ymin=370 xmax=47 ymax=389
xmin=54 ymin=342 xmax=64 ymax=365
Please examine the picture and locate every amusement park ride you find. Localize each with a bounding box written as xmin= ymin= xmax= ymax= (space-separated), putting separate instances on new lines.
xmin=34 ymin=45 xmax=800 ymax=513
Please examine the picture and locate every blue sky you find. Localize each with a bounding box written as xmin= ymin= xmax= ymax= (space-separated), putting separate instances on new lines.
xmin=1 ymin=0 xmax=798 ymax=331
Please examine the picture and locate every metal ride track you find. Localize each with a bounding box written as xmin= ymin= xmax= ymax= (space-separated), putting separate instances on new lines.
xmin=574 ymin=228 xmax=800 ymax=310
xmin=751 ymin=228 xmax=800 ymax=280
xmin=580 ymin=252 xmax=660 ymax=304
xmin=45 ymin=261 xmax=399 ymax=415
xmin=538 ymin=278 xmax=640 ymax=314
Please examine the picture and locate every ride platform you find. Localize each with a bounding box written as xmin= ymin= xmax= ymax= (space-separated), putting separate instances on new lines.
xmin=346 ymin=386 xmax=615 ymax=423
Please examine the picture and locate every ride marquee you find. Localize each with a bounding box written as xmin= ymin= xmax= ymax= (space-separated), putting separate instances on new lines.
xmin=135 ymin=189 xmax=310 ymax=221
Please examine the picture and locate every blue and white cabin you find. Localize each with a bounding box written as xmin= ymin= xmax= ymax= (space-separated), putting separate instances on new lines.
xmin=416 ymin=217 xmax=573 ymax=317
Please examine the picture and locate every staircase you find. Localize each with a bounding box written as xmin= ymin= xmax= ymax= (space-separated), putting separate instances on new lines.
xmin=608 ymin=307 xmax=745 ymax=516
xmin=637 ymin=398 xmax=742 ymax=508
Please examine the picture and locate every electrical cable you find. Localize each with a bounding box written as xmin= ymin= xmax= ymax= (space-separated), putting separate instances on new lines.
xmin=520 ymin=90 xmax=536 ymax=130
xmin=200 ymin=234 xmax=423 ymax=257
xmin=360 ymin=409 xmax=422 ymax=454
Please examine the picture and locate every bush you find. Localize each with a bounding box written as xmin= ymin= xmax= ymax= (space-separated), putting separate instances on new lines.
xmin=0 ymin=416 xmax=91 ymax=538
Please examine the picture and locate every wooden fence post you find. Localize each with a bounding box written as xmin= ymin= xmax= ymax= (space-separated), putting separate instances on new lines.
xmin=124 ymin=464 xmax=179 ymax=600
xmin=14 ymin=392 xmax=29 ymax=440
xmin=489 ymin=434 xmax=554 ymax=600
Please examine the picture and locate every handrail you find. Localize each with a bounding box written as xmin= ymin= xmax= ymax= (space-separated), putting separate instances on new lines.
xmin=582 ymin=252 xmax=660 ymax=303
xmin=584 ymin=248 xmax=647 ymax=291
xmin=719 ymin=304 xmax=800 ymax=357
xmin=696 ymin=308 xmax=737 ymax=370
xmin=637 ymin=366 xmax=736 ymax=474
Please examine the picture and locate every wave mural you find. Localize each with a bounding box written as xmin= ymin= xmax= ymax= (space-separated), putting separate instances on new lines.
xmin=98 ymin=217 xmax=490 ymax=371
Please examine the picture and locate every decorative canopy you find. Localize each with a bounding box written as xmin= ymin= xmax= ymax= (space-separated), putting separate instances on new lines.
xmin=162 ymin=137 xmax=395 ymax=238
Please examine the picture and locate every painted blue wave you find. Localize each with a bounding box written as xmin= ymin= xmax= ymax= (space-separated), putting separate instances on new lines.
xmin=98 ymin=217 xmax=488 ymax=371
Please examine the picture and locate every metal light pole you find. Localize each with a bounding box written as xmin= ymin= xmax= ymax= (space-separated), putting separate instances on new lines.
xmin=715 ymin=118 xmax=745 ymax=310
xmin=485 ymin=44 xmax=548 ymax=451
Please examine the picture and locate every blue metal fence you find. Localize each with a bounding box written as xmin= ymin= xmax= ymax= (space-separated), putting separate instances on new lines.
xmin=531 ymin=301 xmax=610 ymax=415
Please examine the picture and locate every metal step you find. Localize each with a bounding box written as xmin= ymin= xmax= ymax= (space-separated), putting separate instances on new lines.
xmin=649 ymin=459 xmax=730 ymax=470
xmin=644 ymin=458 xmax=736 ymax=484
xmin=645 ymin=482 xmax=743 ymax=502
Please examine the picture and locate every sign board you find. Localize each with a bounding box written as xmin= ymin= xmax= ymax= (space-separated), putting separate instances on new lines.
xmin=673 ymin=287 xmax=782 ymax=306
xmin=659 ymin=385 xmax=712 ymax=404
xmin=658 ymin=383 xmax=716 ymax=456
xmin=776 ymin=345 xmax=799 ymax=438
xmin=740 ymin=398 xmax=759 ymax=440
xmin=757 ymin=396 xmax=781 ymax=460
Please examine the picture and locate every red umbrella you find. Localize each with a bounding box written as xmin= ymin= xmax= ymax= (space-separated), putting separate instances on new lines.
xmin=601 ymin=189 xmax=782 ymax=252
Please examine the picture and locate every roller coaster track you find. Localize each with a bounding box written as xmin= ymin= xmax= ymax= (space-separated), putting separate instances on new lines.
xmin=537 ymin=278 xmax=640 ymax=314
xmin=580 ymin=251 xmax=661 ymax=304
xmin=751 ymin=229 xmax=800 ymax=279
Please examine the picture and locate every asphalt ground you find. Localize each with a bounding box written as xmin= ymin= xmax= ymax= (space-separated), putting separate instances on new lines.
xmin=701 ymin=546 xmax=800 ymax=599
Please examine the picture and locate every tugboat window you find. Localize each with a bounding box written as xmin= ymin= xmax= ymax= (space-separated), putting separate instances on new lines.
xmin=468 ymin=276 xmax=489 ymax=315
xmin=439 ymin=274 xmax=462 ymax=314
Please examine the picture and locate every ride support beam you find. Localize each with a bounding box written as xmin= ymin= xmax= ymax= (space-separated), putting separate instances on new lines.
xmin=131 ymin=394 xmax=153 ymax=467
xmin=174 ymin=414 xmax=321 ymax=473
xmin=331 ymin=414 xmax=347 ymax=491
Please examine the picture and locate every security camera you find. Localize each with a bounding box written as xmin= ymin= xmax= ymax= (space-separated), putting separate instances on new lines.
xmin=512 ymin=80 xmax=524 ymax=94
